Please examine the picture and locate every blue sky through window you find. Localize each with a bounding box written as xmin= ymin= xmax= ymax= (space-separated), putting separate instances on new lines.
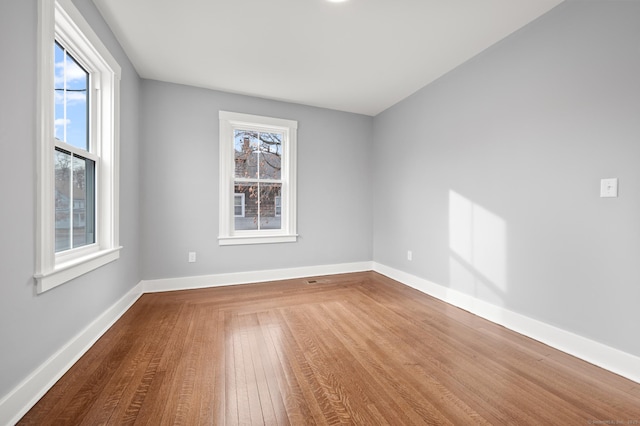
xmin=54 ymin=42 xmax=89 ymax=151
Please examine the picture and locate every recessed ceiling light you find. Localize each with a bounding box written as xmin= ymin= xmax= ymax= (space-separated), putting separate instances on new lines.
xmin=327 ymin=0 xmax=349 ymax=3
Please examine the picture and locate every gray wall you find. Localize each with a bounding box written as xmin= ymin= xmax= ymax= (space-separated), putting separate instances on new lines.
xmin=0 ymin=0 xmax=141 ymax=397
xmin=140 ymin=80 xmax=373 ymax=279
xmin=373 ymin=0 xmax=640 ymax=357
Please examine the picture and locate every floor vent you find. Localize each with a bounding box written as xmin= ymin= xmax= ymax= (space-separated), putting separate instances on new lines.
xmin=304 ymin=278 xmax=331 ymax=285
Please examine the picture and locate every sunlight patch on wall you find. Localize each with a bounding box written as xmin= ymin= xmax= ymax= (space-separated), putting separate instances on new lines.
xmin=449 ymin=191 xmax=507 ymax=303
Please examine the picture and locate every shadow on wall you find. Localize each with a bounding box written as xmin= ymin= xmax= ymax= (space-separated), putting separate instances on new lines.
xmin=448 ymin=190 xmax=508 ymax=307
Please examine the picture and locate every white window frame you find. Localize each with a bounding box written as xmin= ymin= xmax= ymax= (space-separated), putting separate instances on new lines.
xmin=219 ymin=111 xmax=297 ymax=246
xmin=35 ymin=0 xmax=121 ymax=293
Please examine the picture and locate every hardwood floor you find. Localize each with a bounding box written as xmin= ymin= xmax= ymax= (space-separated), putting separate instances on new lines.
xmin=20 ymin=272 xmax=640 ymax=425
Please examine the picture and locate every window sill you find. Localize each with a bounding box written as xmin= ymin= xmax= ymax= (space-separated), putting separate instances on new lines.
xmin=35 ymin=246 xmax=122 ymax=293
xmin=218 ymin=234 xmax=298 ymax=246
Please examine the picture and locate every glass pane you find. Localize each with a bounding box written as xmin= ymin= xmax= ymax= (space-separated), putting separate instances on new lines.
xmin=258 ymin=132 xmax=282 ymax=180
xmin=72 ymin=155 xmax=95 ymax=248
xmin=55 ymin=150 xmax=71 ymax=252
xmin=54 ymin=43 xmax=65 ymax=142
xmin=234 ymin=130 xmax=259 ymax=179
xmin=260 ymin=183 xmax=282 ymax=230
xmin=54 ymin=41 xmax=89 ymax=151
xmin=234 ymin=183 xmax=258 ymax=230
xmin=55 ymin=150 xmax=96 ymax=252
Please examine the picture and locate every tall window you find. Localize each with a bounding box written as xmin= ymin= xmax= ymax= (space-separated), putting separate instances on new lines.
xmin=219 ymin=112 xmax=297 ymax=245
xmin=54 ymin=41 xmax=95 ymax=252
xmin=36 ymin=0 xmax=121 ymax=293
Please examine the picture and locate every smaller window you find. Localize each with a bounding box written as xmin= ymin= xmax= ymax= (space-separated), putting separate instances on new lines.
xmin=219 ymin=111 xmax=297 ymax=245
xmin=234 ymin=193 xmax=245 ymax=217
xmin=275 ymin=196 xmax=281 ymax=217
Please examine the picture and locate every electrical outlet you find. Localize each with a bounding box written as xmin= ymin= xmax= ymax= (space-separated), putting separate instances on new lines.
xmin=407 ymin=250 xmax=412 ymax=261
xmin=188 ymin=252 xmax=196 ymax=263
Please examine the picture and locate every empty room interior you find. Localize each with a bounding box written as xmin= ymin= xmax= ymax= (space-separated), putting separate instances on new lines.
xmin=2 ymin=0 xmax=640 ymax=424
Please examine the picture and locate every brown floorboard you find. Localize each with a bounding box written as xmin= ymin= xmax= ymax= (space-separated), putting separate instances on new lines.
xmin=18 ymin=272 xmax=640 ymax=425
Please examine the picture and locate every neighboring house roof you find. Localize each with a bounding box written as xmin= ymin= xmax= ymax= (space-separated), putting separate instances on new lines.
xmin=234 ymin=136 xmax=281 ymax=180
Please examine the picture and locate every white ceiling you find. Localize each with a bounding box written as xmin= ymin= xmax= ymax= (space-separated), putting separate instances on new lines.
xmin=93 ymin=0 xmax=564 ymax=116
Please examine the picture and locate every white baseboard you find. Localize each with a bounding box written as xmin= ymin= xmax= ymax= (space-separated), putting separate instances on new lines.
xmin=0 ymin=282 xmax=144 ymax=426
xmin=372 ymin=262 xmax=640 ymax=385
xmin=142 ymin=261 xmax=374 ymax=293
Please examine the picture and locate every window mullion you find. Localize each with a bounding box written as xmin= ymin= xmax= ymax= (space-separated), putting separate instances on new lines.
xmin=63 ymin=47 xmax=67 ymax=143
xmin=251 ymin=178 xmax=281 ymax=184
xmin=55 ymin=140 xmax=98 ymax=162
xmin=68 ymin=155 xmax=74 ymax=249
xmin=257 ymin=181 xmax=261 ymax=230
xmin=92 ymin=80 xmax=99 ymax=154
xmin=234 ymin=178 xmax=282 ymax=184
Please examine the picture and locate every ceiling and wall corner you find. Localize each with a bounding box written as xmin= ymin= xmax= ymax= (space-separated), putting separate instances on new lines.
xmin=92 ymin=0 xmax=564 ymax=116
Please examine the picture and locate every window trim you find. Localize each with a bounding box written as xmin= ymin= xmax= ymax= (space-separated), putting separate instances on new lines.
xmin=218 ymin=111 xmax=297 ymax=246
xmin=35 ymin=0 xmax=122 ymax=293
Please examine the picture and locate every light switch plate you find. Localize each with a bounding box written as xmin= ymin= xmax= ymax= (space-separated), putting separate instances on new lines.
xmin=600 ymin=178 xmax=618 ymax=198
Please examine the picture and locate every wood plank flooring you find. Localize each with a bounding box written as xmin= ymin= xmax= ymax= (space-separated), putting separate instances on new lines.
xmin=19 ymin=272 xmax=640 ymax=425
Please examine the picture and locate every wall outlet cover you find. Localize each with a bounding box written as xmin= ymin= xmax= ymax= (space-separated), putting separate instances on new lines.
xmin=600 ymin=178 xmax=618 ymax=198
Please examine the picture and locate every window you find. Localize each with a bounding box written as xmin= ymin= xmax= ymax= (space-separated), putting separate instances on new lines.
xmin=219 ymin=111 xmax=297 ymax=245
xmin=234 ymin=193 xmax=245 ymax=217
xmin=54 ymin=41 xmax=96 ymax=253
xmin=35 ymin=0 xmax=121 ymax=293
xmin=275 ymin=196 xmax=281 ymax=217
